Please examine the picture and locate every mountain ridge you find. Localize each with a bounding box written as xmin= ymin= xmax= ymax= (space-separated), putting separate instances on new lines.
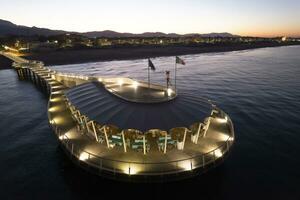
xmin=0 ymin=19 xmax=239 ymax=38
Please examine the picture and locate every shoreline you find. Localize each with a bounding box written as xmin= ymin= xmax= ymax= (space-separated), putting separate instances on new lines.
xmin=8 ymin=42 xmax=300 ymax=66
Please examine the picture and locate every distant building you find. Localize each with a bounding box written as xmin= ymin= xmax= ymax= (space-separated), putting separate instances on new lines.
xmin=96 ymin=38 xmax=112 ymax=46
xmin=28 ymin=41 xmax=59 ymax=51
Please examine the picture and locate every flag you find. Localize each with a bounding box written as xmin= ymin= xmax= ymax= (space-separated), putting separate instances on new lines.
xmin=148 ymin=58 xmax=156 ymax=71
xmin=176 ymin=56 xmax=186 ymax=65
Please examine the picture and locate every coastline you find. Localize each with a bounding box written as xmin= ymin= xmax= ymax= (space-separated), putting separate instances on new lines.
xmin=12 ymin=42 xmax=300 ymax=66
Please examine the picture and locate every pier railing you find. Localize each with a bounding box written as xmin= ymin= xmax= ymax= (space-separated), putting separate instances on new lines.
xmin=50 ymin=114 xmax=234 ymax=176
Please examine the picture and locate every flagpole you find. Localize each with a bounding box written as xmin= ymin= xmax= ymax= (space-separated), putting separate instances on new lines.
xmin=175 ymin=61 xmax=177 ymax=92
xmin=148 ymin=63 xmax=150 ymax=88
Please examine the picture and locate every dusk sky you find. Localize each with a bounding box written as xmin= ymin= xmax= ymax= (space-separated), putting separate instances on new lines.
xmin=1 ymin=0 xmax=300 ymax=37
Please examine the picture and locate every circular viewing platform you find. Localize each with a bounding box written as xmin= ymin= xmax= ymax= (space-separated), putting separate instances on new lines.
xmin=100 ymin=77 xmax=177 ymax=103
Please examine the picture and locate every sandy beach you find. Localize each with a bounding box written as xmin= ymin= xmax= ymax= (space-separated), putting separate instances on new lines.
xmin=21 ymin=42 xmax=300 ymax=66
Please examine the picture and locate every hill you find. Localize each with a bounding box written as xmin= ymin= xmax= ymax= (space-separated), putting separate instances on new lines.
xmin=0 ymin=19 xmax=238 ymax=38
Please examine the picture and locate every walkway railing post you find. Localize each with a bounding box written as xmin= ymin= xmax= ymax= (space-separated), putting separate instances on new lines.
xmin=182 ymin=128 xmax=187 ymax=150
xmin=213 ymin=151 xmax=216 ymax=164
xmin=122 ymin=131 xmax=127 ymax=153
xmin=226 ymin=140 xmax=229 ymax=152
xmin=195 ymin=123 xmax=202 ymax=144
xmin=103 ymin=126 xmax=110 ymax=148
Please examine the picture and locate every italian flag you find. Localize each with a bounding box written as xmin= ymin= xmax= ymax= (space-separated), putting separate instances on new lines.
xmin=176 ymin=56 xmax=186 ymax=65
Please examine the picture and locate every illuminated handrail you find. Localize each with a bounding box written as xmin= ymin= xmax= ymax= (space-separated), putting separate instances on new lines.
xmin=54 ymin=125 xmax=233 ymax=175
xmin=51 ymin=112 xmax=234 ymax=166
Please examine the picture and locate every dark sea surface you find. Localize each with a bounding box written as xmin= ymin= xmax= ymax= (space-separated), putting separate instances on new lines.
xmin=1 ymin=46 xmax=300 ymax=200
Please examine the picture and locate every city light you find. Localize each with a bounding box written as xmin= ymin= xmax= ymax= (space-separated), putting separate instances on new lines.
xmin=282 ymin=36 xmax=287 ymax=42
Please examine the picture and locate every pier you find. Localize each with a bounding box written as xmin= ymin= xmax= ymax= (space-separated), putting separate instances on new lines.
xmin=1 ymin=51 xmax=234 ymax=182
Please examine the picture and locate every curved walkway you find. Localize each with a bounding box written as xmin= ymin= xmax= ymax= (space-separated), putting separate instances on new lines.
xmin=3 ymin=52 xmax=235 ymax=181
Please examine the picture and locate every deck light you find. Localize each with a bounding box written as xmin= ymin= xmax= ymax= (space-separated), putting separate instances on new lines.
xmin=214 ymin=149 xmax=223 ymax=158
xmin=51 ymin=85 xmax=63 ymax=89
xmin=50 ymin=97 xmax=60 ymax=102
xmin=79 ymin=152 xmax=89 ymax=161
xmin=52 ymin=116 xmax=65 ymax=125
xmin=51 ymin=90 xmax=64 ymax=95
xmin=48 ymin=106 xmax=58 ymax=112
xmin=217 ymin=116 xmax=228 ymax=123
xmin=167 ymin=88 xmax=173 ymax=97
xmin=118 ymin=79 xmax=123 ymax=86
xmin=132 ymin=81 xmax=139 ymax=89
xmin=59 ymin=135 xmax=65 ymax=140
xmin=127 ymin=166 xmax=138 ymax=175
xmin=179 ymin=160 xmax=193 ymax=171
